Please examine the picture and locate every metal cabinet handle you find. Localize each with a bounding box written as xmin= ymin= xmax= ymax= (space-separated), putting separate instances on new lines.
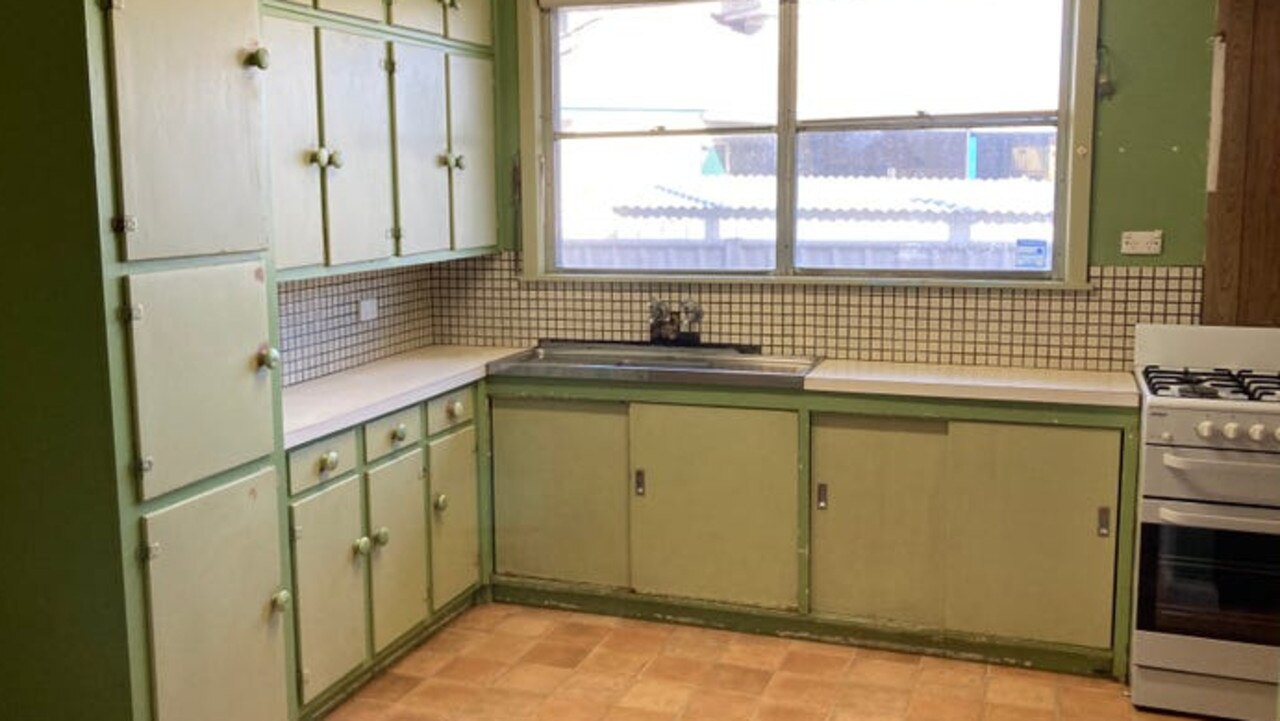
xmin=245 ymin=47 xmax=271 ymax=70
xmin=372 ymin=527 xmax=391 ymax=546
xmin=270 ymin=589 xmax=291 ymax=611
xmin=392 ymin=423 xmax=408 ymax=442
xmin=353 ymin=536 xmax=372 ymax=556
xmin=320 ymin=450 xmax=340 ymax=473
xmin=816 ymin=483 xmax=829 ymax=510
xmin=326 ymin=150 xmax=345 ymax=169
xmin=1097 ymin=507 xmax=1111 ymax=537
xmin=433 ymin=493 xmax=449 ymax=512
xmin=257 ymin=346 xmax=281 ymax=370
xmin=1157 ymin=506 xmax=1280 ymax=535
xmin=634 ymin=469 xmax=646 ymax=497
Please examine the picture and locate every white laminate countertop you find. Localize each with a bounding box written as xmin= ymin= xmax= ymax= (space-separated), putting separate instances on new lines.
xmin=804 ymin=360 xmax=1139 ymax=408
xmin=282 ymin=345 xmax=529 ymax=448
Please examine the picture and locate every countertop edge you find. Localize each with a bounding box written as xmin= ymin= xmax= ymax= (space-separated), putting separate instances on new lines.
xmin=803 ymin=376 xmax=1139 ymax=409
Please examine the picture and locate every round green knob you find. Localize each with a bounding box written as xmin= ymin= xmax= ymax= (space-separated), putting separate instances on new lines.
xmin=353 ymin=537 xmax=372 ymax=556
xmin=372 ymin=527 xmax=391 ymax=546
xmin=392 ymin=424 xmax=408 ymax=442
xmin=320 ymin=450 xmax=340 ymax=473
xmin=258 ymin=346 xmax=281 ymax=370
xmin=270 ymin=589 xmax=291 ymax=611
xmin=433 ymin=494 xmax=449 ymax=512
xmin=326 ymin=150 xmax=345 ymax=170
xmin=245 ymin=47 xmax=271 ymax=70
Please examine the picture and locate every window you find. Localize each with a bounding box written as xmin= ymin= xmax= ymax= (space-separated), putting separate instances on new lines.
xmin=518 ymin=0 xmax=1098 ymax=284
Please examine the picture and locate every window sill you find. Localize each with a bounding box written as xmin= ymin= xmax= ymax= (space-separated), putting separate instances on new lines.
xmin=519 ymin=270 xmax=1094 ymax=291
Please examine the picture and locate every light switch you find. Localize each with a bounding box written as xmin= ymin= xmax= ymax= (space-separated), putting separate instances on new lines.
xmin=1121 ymin=230 xmax=1163 ymax=256
xmin=358 ymin=298 xmax=378 ymax=322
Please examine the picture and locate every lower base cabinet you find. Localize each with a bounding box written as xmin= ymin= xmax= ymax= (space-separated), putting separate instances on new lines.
xmin=429 ymin=426 xmax=480 ymax=610
xmin=368 ymin=450 xmax=430 ymax=650
xmin=142 ymin=468 xmax=289 ymax=721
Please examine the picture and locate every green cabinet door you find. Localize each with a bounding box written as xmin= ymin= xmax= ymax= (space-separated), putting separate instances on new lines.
xmin=368 ymin=449 xmax=430 ymax=651
xmin=393 ymin=43 xmax=452 ymax=256
xmin=317 ymin=0 xmax=386 ymax=22
xmin=944 ymin=422 xmax=1121 ymax=648
xmin=445 ymin=0 xmax=492 ymax=45
xmin=392 ymin=0 xmax=446 ymax=35
xmin=141 ymin=469 xmax=288 ymax=721
xmin=447 ymin=55 xmax=497 ymax=250
xmin=429 ymin=427 xmax=481 ymax=610
xmin=109 ymin=0 xmax=268 ymax=260
xmin=291 ymin=476 xmax=366 ymax=702
xmin=629 ymin=404 xmax=799 ymax=609
xmin=811 ymin=415 xmax=949 ymax=627
xmin=492 ymin=399 xmax=630 ymax=587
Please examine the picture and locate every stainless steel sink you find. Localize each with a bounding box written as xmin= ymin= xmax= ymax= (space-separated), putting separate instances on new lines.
xmin=489 ymin=341 xmax=821 ymax=389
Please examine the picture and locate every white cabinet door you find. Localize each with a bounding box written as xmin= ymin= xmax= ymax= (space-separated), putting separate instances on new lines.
xmin=264 ymin=17 xmax=325 ymax=270
xmin=142 ymin=468 xmax=287 ymax=721
xmin=126 ymin=263 xmax=274 ymax=499
xmin=392 ymin=0 xmax=445 ymax=35
xmin=291 ymin=476 xmax=367 ymax=703
xmin=447 ymin=55 xmax=496 ymax=250
xmin=110 ymin=0 xmax=268 ymax=260
xmin=447 ymin=0 xmax=492 ymax=45
xmin=429 ymin=427 xmax=480 ymax=609
xmin=394 ymin=44 xmax=452 ymax=256
xmin=320 ymin=30 xmax=396 ymax=265
xmin=368 ymin=449 xmax=430 ymax=651
xmin=317 ymin=0 xmax=386 ymax=21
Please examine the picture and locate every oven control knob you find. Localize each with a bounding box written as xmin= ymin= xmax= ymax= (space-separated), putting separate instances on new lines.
xmin=1275 ymin=427 xmax=1280 ymax=444
xmin=1222 ymin=422 xmax=1241 ymax=440
xmin=1248 ymin=424 xmax=1268 ymax=442
xmin=1195 ymin=421 xmax=1216 ymax=439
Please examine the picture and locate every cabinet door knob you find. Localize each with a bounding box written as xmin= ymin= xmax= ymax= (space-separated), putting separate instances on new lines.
xmin=257 ymin=346 xmax=282 ymax=370
xmin=433 ymin=493 xmax=449 ymax=512
xmin=452 ymin=154 xmax=466 ymax=171
xmin=245 ymin=47 xmax=271 ymax=70
xmin=437 ymin=153 xmax=454 ymax=168
xmin=816 ymin=482 xmax=829 ymax=510
xmin=308 ymin=148 xmax=330 ymax=167
xmin=270 ymin=589 xmax=291 ymax=611
xmin=446 ymin=399 xmax=464 ymax=419
xmin=372 ymin=527 xmax=391 ymax=546
xmin=320 ymin=450 xmax=340 ymax=472
xmin=326 ymin=150 xmax=345 ymax=169
xmin=392 ymin=423 xmax=408 ymax=442
xmin=353 ymin=536 xmax=372 ymax=556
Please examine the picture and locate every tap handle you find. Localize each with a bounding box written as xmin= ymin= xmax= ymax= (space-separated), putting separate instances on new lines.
xmin=680 ymin=300 xmax=703 ymax=327
xmin=649 ymin=300 xmax=671 ymax=323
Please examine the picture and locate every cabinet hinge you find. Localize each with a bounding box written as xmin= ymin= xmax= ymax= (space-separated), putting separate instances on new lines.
xmin=382 ymin=58 xmax=396 ymax=74
xmin=111 ymin=215 xmax=138 ymax=234
xmin=390 ymin=227 xmax=403 ymax=241
xmin=138 ymin=542 xmax=161 ymax=562
xmin=121 ymin=304 xmax=144 ymax=322
xmin=137 ymin=456 xmax=154 ymax=475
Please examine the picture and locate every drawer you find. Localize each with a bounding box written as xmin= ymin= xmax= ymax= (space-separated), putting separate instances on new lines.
xmin=288 ymin=430 xmax=358 ymax=495
xmin=365 ymin=406 xmax=424 ymax=462
xmin=427 ymin=386 xmax=474 ymax=435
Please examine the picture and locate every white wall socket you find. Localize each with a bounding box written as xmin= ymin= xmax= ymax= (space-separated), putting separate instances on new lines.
xmin=357 ymin=298 xmax=378 ymax=322
xmin=1121 ymin=230 xmax=1164 ymax=255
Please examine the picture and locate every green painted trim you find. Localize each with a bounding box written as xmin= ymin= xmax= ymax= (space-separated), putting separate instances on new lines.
xmin=1110 ymin=423 xmax=1142 ymax=680
xmin=796 ymin=411 xmax=812 ymax=615
xmin=490 ymin=579 xmax=1115 ymax=678
xmin=475 ymin=380 xmax=496 ymax=585
xmin=276 ymin=245 xmax=499 ymax=281
xmin=492 ymin=0 xmax=520 ymax=252
xmin=261 ymin=0 xmax=494 ymax=58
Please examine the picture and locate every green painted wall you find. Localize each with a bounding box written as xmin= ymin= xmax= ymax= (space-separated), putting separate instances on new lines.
xmin=1090 ymin=0 xmax=1216 ymax=266
xmin=0 ymin=5 xmax=135 ymax=721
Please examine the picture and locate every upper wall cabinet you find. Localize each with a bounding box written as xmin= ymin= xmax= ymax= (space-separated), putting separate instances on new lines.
xmin=392 ymin=0 xmax=492 ymax=46
xmin=318 ymin=0 xmax=386 ymax=22
xmin=447 ymin=55 xmax=497 ymax=250
xmin=393 ymin=43 xmax=452 ymax=256
xmin=109 ymin=0 xmax=269 ymax=260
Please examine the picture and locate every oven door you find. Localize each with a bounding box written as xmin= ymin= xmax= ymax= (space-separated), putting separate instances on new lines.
xmin=1133 ymin=499 xmax=1280 ymax=682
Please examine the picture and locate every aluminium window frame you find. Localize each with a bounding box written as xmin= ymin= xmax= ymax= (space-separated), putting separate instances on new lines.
xmin=517 ymin=0 xmax=1099 ymax=287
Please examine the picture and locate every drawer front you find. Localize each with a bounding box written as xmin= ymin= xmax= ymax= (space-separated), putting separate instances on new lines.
xmin=365 ymin=406 xmax=424 ymax=462
xmin=427 ymin=386 xmax=474 ymax=435
xmin=288 ymin=430 xmax=358 ymax=496
xmin=1144 ymin=446 xmax=1280 ymax=507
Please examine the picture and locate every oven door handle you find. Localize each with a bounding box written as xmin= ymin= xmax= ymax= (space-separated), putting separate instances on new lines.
xmin=1162 ymin=452 xmax=1280 ymax=478
xmin=1157 ymin=507 xmax=1280 ymax=535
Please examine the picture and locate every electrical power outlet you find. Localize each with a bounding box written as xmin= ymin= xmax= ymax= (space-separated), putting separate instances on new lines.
xmin=1121 ymin=230 xmax=1164 ymax=256
xmin=357 ymin=298 xmax=378 ymax=322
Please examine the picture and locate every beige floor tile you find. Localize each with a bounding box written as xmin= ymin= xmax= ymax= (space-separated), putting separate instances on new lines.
xmin=982 ymin=702 xmax=1055 ymax=721
xmin=434 ymin=655 xmax=509 ymax=686
xmin=917 ymin=658 xmax=987 ymax=691
xmin=325 ymin=698 xmax=394 ymax=721
xmin=555 ymin=671 xmax=636 ymax=705
xmin=905 ymin=688 xmax=983 ymax=721
xmin=522 ymin=640 xmax=594 ymax=669
xmin=395 ymin=648 xmax=454 ymax=678
xmin=754 ymin=701 xmax=830 ymax=721
xmin=700 ymin=663 xmax=775 ymax=696
xmin=421 ymin=628 xmax=486 ymax=655
xmin=494 ymin=613 xmax=558 ymax=638
xmin=641 ymin=654 xmax=713 ymax=685
xmin=535 ymin=695 xmax=610 ymax=721
xmin=580 ymin=648 xmax=654 ymax=676
xmin=846 ymin=658 xmax=920 ymax=690
xmin=779 ymin=649 xmax=853 ymax=679
xmin=1058 ymin=686 xmax=1134 ymax=720
xmin=381 ymin=706 xmax=450 ymax=721
xmin=463 ymin=687 xmax=544 ymax=721
xmin=462 ymin=633 xmax=540 ymax=664
xmin=601 ymin=628 xmax=670 ymax=657
xmin=831 ymin=709 xmax=907 ymax=721
xmin=682 ymin=689 xmax=759 ymax=721
xmin=602 ymin=706 xmax=678 ymax=721
xmin=983 ymin=675 xmax=1057 ymax=710
xmin=761 ymin=672 xmax=842 ymax=713
xmin=664 ymin=629 xmax=730 ymax=662
xmin=356 ymin=672 xmax=422 ymax=703
xmin=836 ymin=684 xmax=914 ymax=717
xmin=451 ymin=604 xmax=518 ymax=631
xmin=547 ymin=621 xmax=614 ymax=648
xmin=615 ymin=678 xmax=695 ymax=714
xmin=400 ymin=678 xmax=483 ymax=716
xmin=719 ymin=642 xmax=790 ymax=671
xmin=493 ymin=663 xmax=573 ymax=694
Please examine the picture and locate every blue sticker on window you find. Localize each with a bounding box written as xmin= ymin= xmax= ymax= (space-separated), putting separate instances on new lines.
xmin=1015 ymin=239 xmax=1049 ymax=270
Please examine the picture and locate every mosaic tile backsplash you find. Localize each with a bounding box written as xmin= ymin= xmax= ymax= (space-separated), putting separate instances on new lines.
xmin=279 ymin=252 xmax=1202 ymax=385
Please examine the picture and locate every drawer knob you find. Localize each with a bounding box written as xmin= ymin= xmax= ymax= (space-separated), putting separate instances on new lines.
xmin=257 ymin=346 xmax=281 ymax=370
xmin=326 ymin=150 xmax=345 ymax=170
xmin=353 ymin=536 xmax=372 ymax=556
xmin=270 ymin=589 xmax=291 ymax=612
xmin=446 ymin=400 xmax=464 ymax=419
xmin=433 ymin=493 xmax=449 ymax=512
xmin=392 ymin=423 xmax=408 ymax=442
xmin=372 ymin=527 xmax=391 ymax=546
xmin=308 ymin=148 xmax=330 ymax=167
xmin=245 ymin=47 xmax=271 ymax=70
xmin=320 ymin=450 xmax=340 ymax=473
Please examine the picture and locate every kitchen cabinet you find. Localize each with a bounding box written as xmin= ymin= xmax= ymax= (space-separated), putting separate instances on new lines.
xmin=142 ymin=468 xmax=288 ymax=721
xmin=393 ymin=0 xmax=493 ymax=46
xmin=319 ymin=0 xmax=385 ymax=22
xmin=125 ymin=262 xmax=275 ymax=499
xmin=629 ymin=404 xmax=799 ymax=609
xmin=492 ymin=399 xmax=630 ymax=587
xmin=944 ymin=422 xmax=1120 ymax=648
xmin=393 ymin=48 xmax=497 ymax=254
xmin=109 ymin=0 xmax=269 ymax=260
xmin=368 ymin=449 xmax=431 ymax=650
xmin=811 ymin=415 xmax=948 ymax=627
xmin=429 ymin=426 xmax=481 ymax=609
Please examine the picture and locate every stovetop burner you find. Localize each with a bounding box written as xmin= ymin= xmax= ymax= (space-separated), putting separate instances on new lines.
xmin=1142 ymin=366 xmax=1280 ymax=402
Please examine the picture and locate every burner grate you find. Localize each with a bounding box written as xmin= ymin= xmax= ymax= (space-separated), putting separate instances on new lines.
xmin=1240 ymin=370 xmax=1280 ymax=403
xmin=1142 ymin=366 xmax=1250 ymax=400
